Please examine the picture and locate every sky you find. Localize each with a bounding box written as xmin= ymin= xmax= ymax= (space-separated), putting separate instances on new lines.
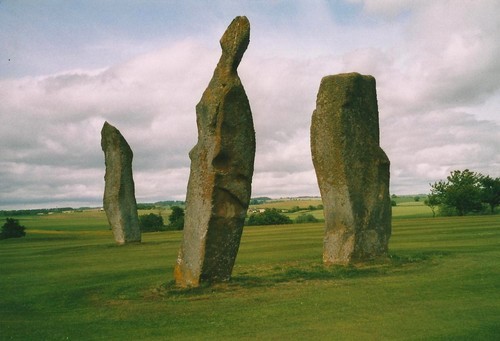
xmin=1 ymin=0 xmax=499 ymax=210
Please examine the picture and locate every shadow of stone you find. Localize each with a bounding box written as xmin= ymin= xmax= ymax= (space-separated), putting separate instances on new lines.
xmin=158 ymin=251 xmax=451 ymax=298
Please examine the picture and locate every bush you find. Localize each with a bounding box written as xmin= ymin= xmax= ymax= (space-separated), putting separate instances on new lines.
xmin=247 ymin=208 xmax=292 ymax=226
xmin=295 ymin=214 xmax=318 ymax=224
xmin=139 ymin=213 xmax=164 ymax=232
xmin=168 ymin=206 xmax=184 ymax=230
xmin=391 ymin=200 xmax=397 ymax=207
xmin=1 ymin=218 xmax=26 ymax=240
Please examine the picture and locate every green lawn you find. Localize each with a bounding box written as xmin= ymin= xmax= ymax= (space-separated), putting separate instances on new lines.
xmin=1 ymin=210 xmax=499 ymax=340
xmin=392 ymin=201 xmax=434 ymax=219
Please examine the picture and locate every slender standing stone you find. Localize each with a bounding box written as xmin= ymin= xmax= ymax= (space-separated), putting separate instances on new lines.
xmin=174 ymin=16 xmax=255 ymax=287
xmin=101 ymin=121 xmax=141 ymax=244
xmin=311 ymin=73 xmax=391 ymax=265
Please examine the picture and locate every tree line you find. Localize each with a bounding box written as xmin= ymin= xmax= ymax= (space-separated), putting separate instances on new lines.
xmin=0 ymin=207 xmax=75 ymax=216
xmin=246 ymin=208 xmax=319 ymax=226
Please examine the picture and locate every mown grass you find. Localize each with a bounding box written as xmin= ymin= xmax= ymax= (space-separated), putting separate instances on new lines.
xmin=392 ymin=201 xmax=434 ymax=219
xmin=0 ymin=210 xmax=499 ymax=340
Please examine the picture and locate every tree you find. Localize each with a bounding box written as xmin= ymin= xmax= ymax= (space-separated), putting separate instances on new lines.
xmin=1 ymin=218 xmax=26 ymax=240
xmin=139 ymin=213 xmax=164 ymax=232
xmin=429 ymin=169 xmax=483 ymax=216
xmin=247 ymin=208 xmax=292 ymax=226
xmin=168 ymin=206 xmax=184 ymax=230
xmin=295 ymin=214 xmax=318 ymax=224
xmin=479 ymin=175 xmax=500 ymax=213
xmin=424 ymin=193 xmax=440 ymax=218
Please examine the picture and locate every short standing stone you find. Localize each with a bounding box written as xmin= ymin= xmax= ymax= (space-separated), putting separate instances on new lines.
xmin=101 ymin=121 xmax=141 ymax=244
xmin=310 ymin=73 xmax=391 ymax=265
xmin=174 ymin=16 xmax=255 ymax=287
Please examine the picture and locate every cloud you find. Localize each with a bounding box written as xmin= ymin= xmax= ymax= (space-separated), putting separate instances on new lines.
xmin=349 ymin=0 xmax=425 ymax=19
xmin=342 ymin=0 xmax=500 ymax=194
xmin=0 ymin=1 xmax=499 ymax=208
xmin=0 ymin=40 xmax=218 ymax=208
xmin=382 ymin=109 xmax=500 ymax=194
xmin=0 ymin=161 xmax=102 ymax=207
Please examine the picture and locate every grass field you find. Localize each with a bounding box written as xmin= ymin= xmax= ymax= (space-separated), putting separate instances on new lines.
xmin=1 ymin=204 xmax=499 ymax=340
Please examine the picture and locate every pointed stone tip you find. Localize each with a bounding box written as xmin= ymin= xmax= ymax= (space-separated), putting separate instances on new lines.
xmin=101 ymin=122 xmax=120 ymax=148
xmin=102 ymin=120 xmax=111 ymax=130
xmin=102 ymin=121 xmax=117 ymax=133
xmin=220 ymin=16 xmax=250 ymax=71
xmin=229 ymin=15 xmax=250 ymax=28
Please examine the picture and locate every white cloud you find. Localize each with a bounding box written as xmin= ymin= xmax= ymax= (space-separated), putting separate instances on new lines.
xmin=0 ymin=40 xmax=218 ymax=208
xmin=350 ymin=0 xmax=426 ymax=19
xmin=0 ymin=1 xmax=499 ymax=208
xmin=253 ymin=170 xmax=319 ymax=198
xmin=382 ymin=109 xmax=500 ymax=194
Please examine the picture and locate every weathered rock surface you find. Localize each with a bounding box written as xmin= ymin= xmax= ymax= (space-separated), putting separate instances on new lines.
xmin=310 ymin=73 xmax=391 ymax=265
xmin=174 ymin=16 xmax=255 ymax=287
xmin=101 ymin=121 xmax=141 ymax=244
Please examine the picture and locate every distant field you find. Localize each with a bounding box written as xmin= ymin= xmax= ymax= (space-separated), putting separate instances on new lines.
xmin=1 ymin=207 xmax=499 ymax=339
xmin=392 ymin=201 xmax=433 ymax=218
xmin=250 ymin=198 xmax=434 ymax=220
xmin=252 ymin=198 xmax=323 ymax=210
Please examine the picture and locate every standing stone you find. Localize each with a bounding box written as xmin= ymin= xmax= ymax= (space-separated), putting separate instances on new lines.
xmin=101 ymin=121 xmax=141 ymax=244
xmin=310 ymin=73 xmax=391 ymax=265
xmin=174 ymin=16 xmax=255 ymax=287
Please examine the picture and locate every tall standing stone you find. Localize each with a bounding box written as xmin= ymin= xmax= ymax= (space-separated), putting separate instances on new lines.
xmin=101 ymin=121 xmax=141 ymax=244
xmin=310 ymin=73 xmax=391 ymax=265
xmin=174 ymin=16 xmax=255 ymax=287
